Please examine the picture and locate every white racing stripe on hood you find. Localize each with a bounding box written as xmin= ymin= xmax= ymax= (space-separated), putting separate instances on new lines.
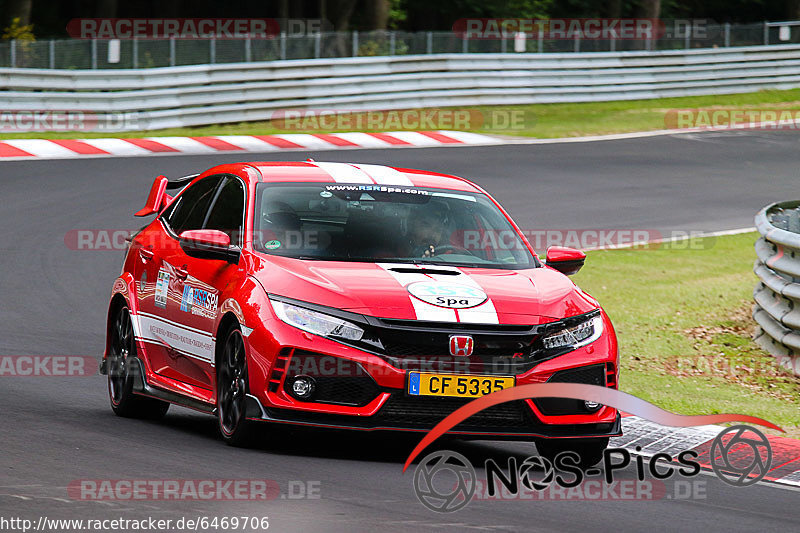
xmin=377 ymin=263 xmax=499 ymax=324
xmin=312 ymin=162 xmax=374 ymax=184
xmin=443 ymin=269 xmax=499 ymax=324
xmin=351 ymin=164 xmax=414 ymax=186
xmin=378 ymin=263 xmax=457 ymax=322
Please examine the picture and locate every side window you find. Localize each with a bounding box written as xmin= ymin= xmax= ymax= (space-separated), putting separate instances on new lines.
xmin=163 ymin=176 xmax=222 ymax=235
xmin=204 ymin=177 xmax=245 ymax=242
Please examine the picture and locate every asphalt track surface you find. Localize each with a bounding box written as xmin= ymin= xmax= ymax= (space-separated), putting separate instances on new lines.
xmin=2 ymin=130 xmax=800 ymax=532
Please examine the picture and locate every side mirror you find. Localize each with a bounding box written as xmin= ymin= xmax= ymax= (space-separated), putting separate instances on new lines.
xmin=179 ymin=230 xmax=241 ymax=264
xmin=545 ymin=246 xmax=585 ymax=276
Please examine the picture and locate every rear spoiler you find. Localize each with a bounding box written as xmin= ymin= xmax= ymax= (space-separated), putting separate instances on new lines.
xmin=135 ymin=173 xmax=199 ymax=217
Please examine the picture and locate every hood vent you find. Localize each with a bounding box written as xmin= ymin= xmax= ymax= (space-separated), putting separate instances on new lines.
xmin=388 ymin=267 xmax=460 ymax=276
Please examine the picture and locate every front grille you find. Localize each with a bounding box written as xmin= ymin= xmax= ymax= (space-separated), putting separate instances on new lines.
xmin=368 ymin=319 xmax=541 ymax=375
xmin=375 ymin=395 xmax=533 ymax=430
xmin=534 ymin=364 xmax=606 ymax=415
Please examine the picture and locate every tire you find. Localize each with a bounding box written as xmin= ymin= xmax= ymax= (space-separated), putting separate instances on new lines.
xmin=535 ymin=437 xmax=609 ymax=469
xmin=107 ymin=306 xmax=170 ymax=419
xmin=216 ymin=325 xmax=256 ymax=447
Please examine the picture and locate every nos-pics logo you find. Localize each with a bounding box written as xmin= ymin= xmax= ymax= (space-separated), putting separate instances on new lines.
xmin=412 ymin=425 xmax=772 ymax=512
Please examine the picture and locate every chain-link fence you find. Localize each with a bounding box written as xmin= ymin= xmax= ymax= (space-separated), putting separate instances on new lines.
xmin=0 ymin=23 xmax=798 ymax=69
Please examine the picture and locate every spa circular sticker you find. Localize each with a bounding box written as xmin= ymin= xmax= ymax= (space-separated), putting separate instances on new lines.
xmin=407 ymin=281 xmax=488 ymax=309
xmin=264 ymin=240 xmax=281 ymax=249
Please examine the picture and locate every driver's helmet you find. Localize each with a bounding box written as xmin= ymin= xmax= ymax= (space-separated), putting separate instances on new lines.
xmin=259 ymin=201 xmax=301 ymax=246
xmin=261 ymin=201 xmax=301 ymax=232
xmin=414 ymin=200 xmax=450 ymax=228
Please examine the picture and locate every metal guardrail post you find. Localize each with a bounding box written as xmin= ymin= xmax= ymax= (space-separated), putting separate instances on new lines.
xmin=314 ymin=32 xmax=321 ymax=58
xmin=169 ymin=37 xmax=176 ymax=67
xmin=10 ymin=39 xmax=15 ymax=68
xmin=537 ymin=32 xmax=543 ymax=53
xmin=764 ymin=22 xmax=769 ymax=45
xmin=49 ymin=39 xmax=55 ymax=69
xmin=245 ymin=37 xmax=251 ymax=62
xmin=426 ymin=31 xmax=432 ymax=54
xmin=684 ymin=30 xmax=691 ymax=49
xmin=352 ymin=30 xmax=358 ymax=56
xmin=389 ymin=31 xmax=396 ymax=55
xmin=462 ymin=35 xmax=468 ymax=53
xmin=724 ymin=23 xmax=731 ymax=47
xmin=280 ymin=32 xmax=286 ymax=60
xmin=210 ymin=38 xmax=216 ymax=64
xmin=610 ymin=35 xmax=616 ymax=52
xmin=91 ymin=39 xmax=98 ymax=69
xmin=574 ymin=34 xmax=580 ymax=53
xmin=132 ymin=37 xmax=138 ymax=68
xmin=501 ymin=35 xmax=506 ymax=53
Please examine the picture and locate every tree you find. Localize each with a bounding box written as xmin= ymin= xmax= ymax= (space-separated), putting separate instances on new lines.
xmin=637 ymin=0 xmax=661 ymax=18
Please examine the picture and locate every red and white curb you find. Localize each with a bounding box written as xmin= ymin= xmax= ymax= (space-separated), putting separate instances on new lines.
xmin=613 ymin=415 xmax=800 ymax=487
xmin=0 ymin=131 xmax=500 ymax=161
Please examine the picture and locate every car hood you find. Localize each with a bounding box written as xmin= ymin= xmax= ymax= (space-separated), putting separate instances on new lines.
xmin=252 ymin=256 xmax=598 ymax=324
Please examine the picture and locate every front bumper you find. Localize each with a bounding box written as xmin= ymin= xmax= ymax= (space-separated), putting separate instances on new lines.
xmin=244 ymin=305 xmax=621 ymax=440
xmin=244 ymin=393 xmax=622 ymax=440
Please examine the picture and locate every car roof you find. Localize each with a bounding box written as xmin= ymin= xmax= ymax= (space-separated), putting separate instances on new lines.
xmin=220 ymin=161 xmax=485 ymax=193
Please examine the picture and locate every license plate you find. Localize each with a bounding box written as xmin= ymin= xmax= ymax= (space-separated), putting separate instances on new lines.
xmin=408 ymin=372 xmax=515 ymax=398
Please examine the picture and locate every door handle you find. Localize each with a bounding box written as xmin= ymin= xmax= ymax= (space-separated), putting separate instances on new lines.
xmin=174 ymin=265 xmax=189 ymax=281
xmin=139 ymin=246 xmax=154 ymax=262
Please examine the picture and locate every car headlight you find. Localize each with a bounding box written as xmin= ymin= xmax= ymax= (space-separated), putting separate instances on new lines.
xmin=270 ymin=299 xmax=364 ymax=341
xmin=542 ymin=313 xmax=603 ymax=350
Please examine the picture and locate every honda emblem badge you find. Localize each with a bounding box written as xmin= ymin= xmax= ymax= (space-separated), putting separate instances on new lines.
xmin=449 ymin=335 xmax=474 ymax=357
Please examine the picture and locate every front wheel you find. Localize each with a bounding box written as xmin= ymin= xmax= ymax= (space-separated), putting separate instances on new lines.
xmin=107 ymin=306 xmax=169 ymax=419
xmin=217 ymin=326 xmax=256 ymax=447
xmin=535 ymin=437 xmax=609 ymax=469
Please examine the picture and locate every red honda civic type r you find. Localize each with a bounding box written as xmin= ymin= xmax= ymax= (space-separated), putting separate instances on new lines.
xmin=101 ymin=161 xmax=619 ymax=463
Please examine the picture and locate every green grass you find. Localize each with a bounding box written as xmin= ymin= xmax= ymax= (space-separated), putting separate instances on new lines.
xmin=571 ymin=232 xmax=800 ymax=437
xmin=6 ymin=88 xmax=800 ymax=140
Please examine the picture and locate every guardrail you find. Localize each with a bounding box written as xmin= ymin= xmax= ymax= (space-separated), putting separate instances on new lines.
xmin=753 ymin=201 xmax=800 ymax=376
xmin=3 ymin=44 xmax=800 ymax=131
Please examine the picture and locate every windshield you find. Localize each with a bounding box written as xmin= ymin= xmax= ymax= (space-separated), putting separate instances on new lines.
xmin=253 ymin=183 xmax=537 ymax=269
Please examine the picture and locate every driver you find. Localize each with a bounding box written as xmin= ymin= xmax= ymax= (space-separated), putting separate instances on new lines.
xmin=404 ymin=201 xmax=452 ymax=257
xmin=259 ymin=200 xmax=301 ymax=250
